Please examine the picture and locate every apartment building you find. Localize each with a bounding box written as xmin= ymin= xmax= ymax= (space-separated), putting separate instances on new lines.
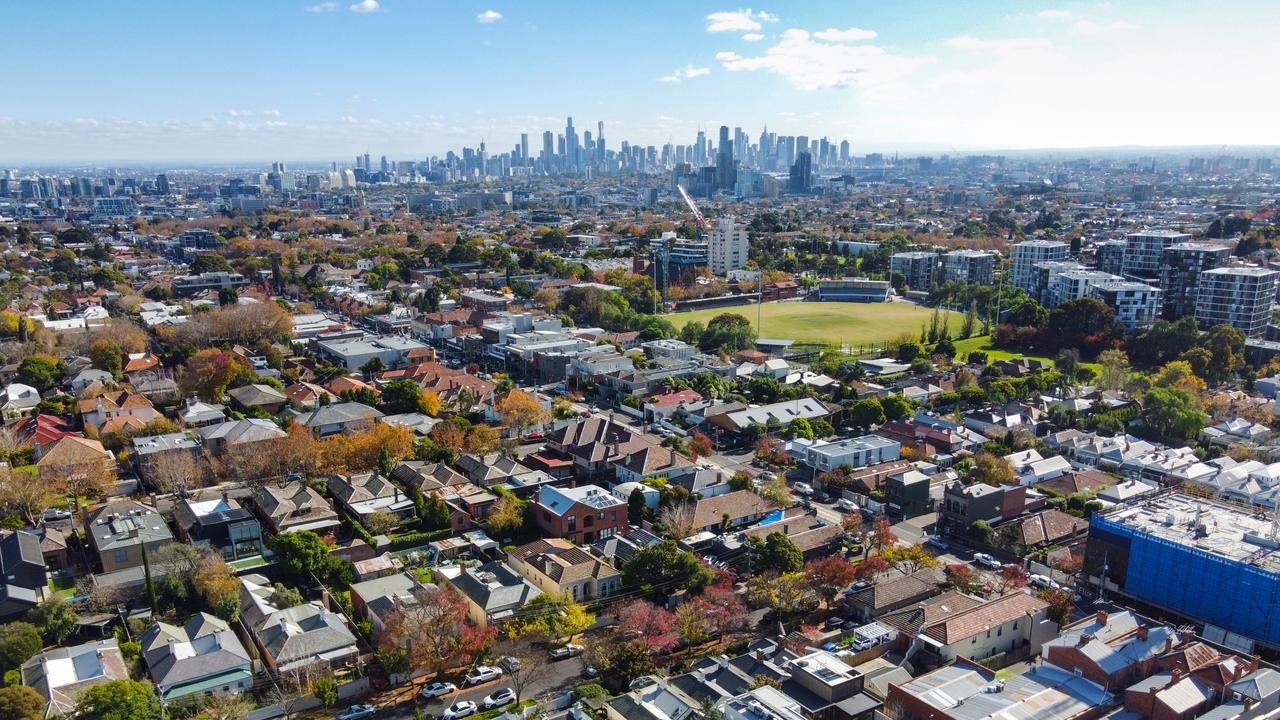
xmin=1123 ymin=230 xmax=1191 ymax=279
xmin=706 ymin=216 xmax=750 ymax=275
xmin=942 ymin=249 xmax=997 ymax=285
xmin=1160 ymin=242 xmax=1231 ymax=320
xmin=1195 ymin=266 xmax=1279 ymax=337
xmin=1010 ymin=240 xmax=1069 ymax=292
xmin=890 ymin=251 xmax=939 ymax=291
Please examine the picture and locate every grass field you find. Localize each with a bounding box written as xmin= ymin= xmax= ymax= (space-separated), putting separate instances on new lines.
xmin=952 ymin=335 xmax=1103 ymax=373
xmin=665 ymin=301 xmax=963 ymax=347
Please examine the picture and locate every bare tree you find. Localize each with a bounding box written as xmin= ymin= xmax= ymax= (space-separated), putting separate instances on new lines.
xmin=659 ymin=501 xmax=698 ymax=539
xmin=144 ymin=450 xmax=204 ymax=497
xmin=267 ymin=660 xmax=326 ymax=720
xmin=496 ymin=638 xmax=554 ymax=702
xmin=0 ymin=465 xmax=57 ymax=526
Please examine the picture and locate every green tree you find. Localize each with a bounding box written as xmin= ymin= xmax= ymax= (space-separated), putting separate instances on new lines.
xmin=28 ymin=599 xmax=78 ymax=645
xmin=699 ymin=313 xmax=756 ymax=354
xmin=379 ymin=380 xmax=423 ymax=414
xmin=1197 ymin=323 xmax=1246 ymax=385
xmin=1141 ymin=386 xmax=1206 ymax=444
xmin=422 ymin=492 xmax=452 ymax=529
xmin=313 ymin=677 xmax=338 ymax=708
xmin=88 ymin=339 xmax=123 ymax=376
xmin=849 ymin=399 xmax=886 ymax=429
xmin=0 ymin=686 xmax=46 ymax=720
xmin=679 ymin=321 xmax=705 ymax=347
xmin=759 ymin=532 xmax=803 ymax=573
xmin=270 ymin=531 xmax=347 ymax=586
xmin=598 ymin=641 xmax=657 ymax=692
xmin=623 ymin=540 xmax=714 ymax=593
xmin=628 ymin=487 xmax=647 ymax=523
xmin=0 ymin=624 xmax=41 ymax=673
xmin=970 ymin=451 xmax=1016 ymax=486
xmin=269 ymin=583 xmax=305 ymax=609
xmin=72 ymin=679 xmax=161 ymax=720
xmin=896 ymin=342 xmax=922 ymax=362
xmin=783 ymin=417 xmax=814 ymax=440
xmin=16 ymin=355 xmax=61 ymax=392
xmin=879 ymin=395 xmax=912 ymax=421
xmin=359 ymin=356 xmax=385 ymax=379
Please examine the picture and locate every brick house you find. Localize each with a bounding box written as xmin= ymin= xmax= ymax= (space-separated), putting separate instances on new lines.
xmin=531 ymin=484 xmax=628 ymax=545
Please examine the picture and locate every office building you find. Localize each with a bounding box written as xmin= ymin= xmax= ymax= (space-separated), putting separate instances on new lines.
xmin=890 ymin=251 xmax=939 ymax=291
xmin=1122 ymin=230 xmax=1191 ymax=279
xmin=788 ymin=152 xmax=812 ymax=193
xmin=706 ymin=216 xmax=749 ymax=275
xmin=1010 ymin=240 xmax=1069 ymax=293
xmin=1085 ymin=493 xmax=1280 ymax=650
xmin=716 ymin=125 xmax=736 ymax=190
xmin=1160 ymin=242 xmax=1231 ymax=320
xmin=1195 ymin=266 xmax=1279 ymax=337
xmin=941 ymin=249 xmax=997 ymax=285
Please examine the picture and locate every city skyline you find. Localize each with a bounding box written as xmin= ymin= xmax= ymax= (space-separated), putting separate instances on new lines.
xmin=4 ymin=0 xmax=1280 ymax=163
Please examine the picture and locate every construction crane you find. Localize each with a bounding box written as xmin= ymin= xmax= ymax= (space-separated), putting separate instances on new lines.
xmin=651 ymin=184 xmax=709 ymax=311
xmin=677 ymin=183 xmax=707 ymax=228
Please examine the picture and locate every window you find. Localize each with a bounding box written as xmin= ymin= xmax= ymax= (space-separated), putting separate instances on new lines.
xmin=114 ymin=549 xmax=129 ymax=564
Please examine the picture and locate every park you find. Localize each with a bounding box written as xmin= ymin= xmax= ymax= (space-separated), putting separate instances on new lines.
xmin=666 ymin=301 xmax=964 ymax=348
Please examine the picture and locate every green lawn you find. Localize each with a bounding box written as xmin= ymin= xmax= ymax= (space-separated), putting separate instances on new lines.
xmin=952 ymin=336 xmax=1102 ymax=374
xmin=665 ymin=301 xmax=963 ymax=348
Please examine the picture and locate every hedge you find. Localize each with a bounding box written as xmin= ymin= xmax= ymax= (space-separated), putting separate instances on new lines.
xmin=387 ymin=528 xmax=453 ymax=551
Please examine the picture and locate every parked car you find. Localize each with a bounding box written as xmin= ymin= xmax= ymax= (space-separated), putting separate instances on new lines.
xmin=421 ymin=682 xmax=457 ymax=700
xmin=483 ymin=688 xmax=517 ymax=710
xmin=337 ymin=705 xmax=377 ymax=720
xmin=836 ymin=498 xmax=859 ymax=513
xmin=851 ymin=635 xmax=884 ymax=651
xmin=443 ymin=700 xmax=478 ymax=720
xmin=550 ymin=644 xmax=584 ymax=660
xmin=42 ymin=508 xmax=71 ymax=521
xmin=824 ymin=617 xmax=846 ymax=631
xmin=924 ymin=536 xmax=949 ymax=551
xmin=464 ymin=666 xmax=503 ymax=685
xmin=793 ymin=482 xmax=814 ymax=496
xmin=581 ymin=665 xmax=599 ymax=680
xmin=524 ymin=431 xmax=545 ymax=441
xmin=972 ymin=553 xmax=1003 ymax=570
xmin=1029 ymin=574 xmax=1060 ymax=589
xmin=498 ymin=656 xmax=522 ymax=673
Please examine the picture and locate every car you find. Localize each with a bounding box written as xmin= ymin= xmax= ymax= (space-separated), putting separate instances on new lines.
xmin=483 ymin=688 xmax=516 ymax=709
xmin=972 ymin=553 xmax=1003 ymax=570
xmin=824 ymin=617 xmax=846 ymax=631
xmin=498 ymin=656 xmax=522 ymax=673
xmin=1029 ymin=574 xmax=1060 ymax=589
xmin=443 ymin=700 xmax=478 ymax=720
xmin=924 ymin=536 xmax=949 ymax=551
xmin=42 ymin=508 xmax=71 ymax=521
xmin=336 ymin=705 xmax=377 ymax=720
xmin=793 ymin=482 xmax=813 ymax=496
xmin=851 ymin=636 xmax=883 ymax=651
xmin=582 ymin=665 xmax=599 ymax=680
xmin=421 ymin=682 xmax=457 ymax=700
xmin=836 ymin=498 xmax=859 ymax=513
xmin=464 ymin=666 xmax=503 ymax=685
xmin=549 ymin=644 xmax=584 ymax=660
xmin=524 ymin=431 xmax=544 ymax=441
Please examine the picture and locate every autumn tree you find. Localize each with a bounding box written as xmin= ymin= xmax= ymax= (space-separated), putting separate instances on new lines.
xmin=867 ymin=517 xmax=898 ymax=558
xmin=0 ymin=466 xmax=56 ymax=526
xmin=430 ymin=422 xmax=466 ymax=450
xmin=179 ymin=349 xmax=251 ymax=403
xmin=88 ymin=338 xmax=123 ymax=377
xmin=193 ymin=552 xmax=241 ymax=621
xmin=494 ymin=638 xmax=552 ymax=702
xmin=464 ymin=424 xmax=500 ymax=454
xmin=615 ymin=601 xmax=679 ymax=653
xmin=945 ymin=564 xmax=982 ymax=594
xmin=880 ymin=544 xmax=939 ymax=575
xmin=659 ymin=501 xmax=698 ymax=539
xmin=674 ymin=602 xmax=712 ymax=646
xmin=494 ymin=390 xmax=550 ymax=438
xmin=378 ymin=585 xmax=496 ymax=676
xmin=418 ymin=390 xmax=443 ymax=416
xmin=485 ymin=493 xmax=526 ymax=537
xmin=689 ymin=432 xmax=714 ymax=461
xmin=363 ymin=511 xmax=399 ymax=536
xmin=853 ymin=555 xmax=890 ymax=581
xmin=998 ymin=564 xmax=1030 ymax=593
xmin=144 ymin=450 xmax=207 ymax=497
xmin=970 ymin=451 xmax=1017 ymax=486
xmin=805 ymin=556 xmax=857 ymax=608
xmin=744 ymin=572 xmax=818 ymax=617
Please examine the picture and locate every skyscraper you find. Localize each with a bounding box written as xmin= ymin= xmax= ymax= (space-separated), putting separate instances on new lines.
xmin=541 ymin=131 xmax=554 ymax=171
xmin=789 ymin=152 xmax=812 ymax=193
xmin=694 ymin=131 xmax=706 ymax=166
xmin=565 ymin=116 xmax=579 ymax=172
xmin=597 ymin=121 xmax=606 ymax=162
xmin=520 ymin=133 xmax=529 ymax=166
xmin=716 ymin=125 xmax=736 ymax=191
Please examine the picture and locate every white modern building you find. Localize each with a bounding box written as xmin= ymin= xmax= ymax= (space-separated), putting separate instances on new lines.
xmin=942 ymin=249 xmax=997 ymax=285
xmin=1195 ymin=266 xmax=1279 ymax=337
xmin=706 ymin=216 xmax=750 ymax=275
xmin=1123 ymin=230 xmax=1191 ymax=279
xmin=1011 ymin=241 xmax=1070 ymax=293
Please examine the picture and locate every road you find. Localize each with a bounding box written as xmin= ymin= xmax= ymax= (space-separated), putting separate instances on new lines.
xmin=374 ymin=657 xmax=586 ymax=719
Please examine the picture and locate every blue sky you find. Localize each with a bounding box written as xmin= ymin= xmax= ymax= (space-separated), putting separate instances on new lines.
xmin=3 ymin=0 xmax=1278 ymax=162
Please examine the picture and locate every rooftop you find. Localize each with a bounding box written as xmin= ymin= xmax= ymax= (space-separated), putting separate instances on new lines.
xmin=1097 ymin=492 xmax=1280 ymax=574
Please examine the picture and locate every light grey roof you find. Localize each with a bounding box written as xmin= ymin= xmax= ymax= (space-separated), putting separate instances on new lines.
xmin=197 ymin=418 xmax=287 ymax=445
xmin=89 ymin=501 xmax=173 ymax=551
xmin=21 ymin=639 xmax=128 ymax=716
xmin=350 ymin=572 xmax=430 ymax=622
xmin=256 ymin=603 xmax=358 ymax=669
xmin=1229 ymin=668 xmax=1280 ymax=702
xmin=301 ymin=401 xmax=383 ymax=427
xmin=227 ymin=383 xmax=288 ymax=407
xmin=449 ymin=562 xmax=542 ymax=616
xmin=138 ymin=613 xmax=249 ymax=694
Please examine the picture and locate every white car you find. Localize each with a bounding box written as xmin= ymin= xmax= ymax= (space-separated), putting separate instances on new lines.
xmin=972 ymin=553 xmax=1003 ymax=570
xmin=464 ymin=666 xmax=503 ymax=685
xmin=420 ymin=681 xmax=457 ymax=699
xmin=549 ymin=643 xmax=584 ymax=660
xmin=336 ymin=706 xmax=377 ymax=720
xmin=42 ymin=508 xmax=72 ymax=521
xmin=793 ymin=482 xmax=813 ymax=496
xmin=483 ymin=687 xmax=516 ymax=709
xmin=836 ymin=498 xmax=859 ymax=512
xmin=443 ymin=700 xmax=478 ymax=720
xmin=1029 ymin=574 xmax=1060 ymax=589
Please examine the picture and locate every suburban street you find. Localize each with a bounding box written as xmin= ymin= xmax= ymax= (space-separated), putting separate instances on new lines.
xmin=374 ymin=657 xmax=586 ymax=719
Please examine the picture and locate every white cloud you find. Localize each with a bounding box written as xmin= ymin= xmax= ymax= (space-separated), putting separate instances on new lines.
xmin=348 ymin=0 xmax=380 ymax=13
xmin=813 ymin=27 xmax=877 ymax=42
xmin=1038 ymin=9 xmax=1071 ymax=19
xmin=741 ymin=32 xmax=764 ymax=41
xmin=946 ymin=35 xmax=1051 ymax=53
xmin=657 ymin=64 xmax=711 ymax=83
xmin=306 ymin=1 xmax=337 ymax=11
xmin=225 ymin=109 xmax=255 ymax=118
xmin=706 ymin=8 xmax=777 ymax=33
xmin=476 ymin=9 xmax=503 ymax=23
xmin=262 ymin=109 xmax=282 ymax=118
xmin=716 ymin=28 xmax=927 ymax=91
xmin=1072 ymin=19 xmax=1139 ymax=34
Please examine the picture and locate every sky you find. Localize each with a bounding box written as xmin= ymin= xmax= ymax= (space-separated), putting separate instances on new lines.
xmin=3 ymin=0 xmax=1279 ymax=163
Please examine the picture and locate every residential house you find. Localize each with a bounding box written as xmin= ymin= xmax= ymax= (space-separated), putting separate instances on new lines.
xmin=284 ymin=381 xmax=336 ymax=409
xmin=227 ymin=383 xmax=288 ymax=414
xmin=590 ymin=527 xmax=663 ymax=567
xmin=139 ymin=613 xmax=253 ymax=701
xmin=847 ymin=570 xmax=943 ymax=622
xmin=703 ymin=397 xmax=835 ymax=436
xmin=0 ymin=530 xmax=47 ymax=619
xmin=131 ymin=431 xmax=203 ymax=488
xmin=298 ymin=401 xmax=383 ymax=438
xmin=239 ymin=574 xmax=359 ymax=672
xmin=689 ymin=490 xmax=775 ymax=535
xmin=790 ymin=435 xmax=901 ymax=475
xmin=614 ymin=442 xmax=699 ymax=486
xmin=507 ymin=538 xmax=622 ymax=602
xmin=196 ymin=417 xmax=288 ymax=454
xmin=1017 ymin=509 xmax=1089 ymax=550
xmin=884 ymin=468 xmax=935 ymax=517
xmin=350 ymin=571 xmax=429 ymax=634
xmin=910 ymin=590 xmax=1055 ymax=666
xmin=455 ymin=452 xmax=532 ymax=488
xmin=173 ymin=496 xmax=263 ymax=560
xmin=879 ymin=591 xmax=985 ymax=641
xmin=887 ymin=661 xmax=1113 ymax=720
xmin=34 ymin=525 xmax=69 ymax=574
xmin=0 ymin=382 xmax=40 ymax=418
xmin=730 ymin=512 xmax=843 ymax=561
xmin=329 ymin=471 xmax=414 ymax=524
xmin=21 ymin=640 xmax=129 ymax=717
xmin=435 ymin=561 xmax=542 ymax=626
xmin=542 ymin=415 xmax=645 ymax=480
xmin=820 ymin=459 xmax=913 ymax=495
xmin=122 ymin=351 xmax=161 ymax=376
xmin=179 ymin=398 xmax=226 ymax=427
xmin=8 ymin=413 xmax=77 ymax=458
xmin=77 ymin=389 xmax=157 ymax=431
xmin=252 ymin=482 xmax=340 ymax=534
xmin=939 ymin=482 xmax=1035 ymax=536
xmin=1004 ymin=448 xmax=1072 ymax=486
xmin=1042 ymin=610 xmax=1181 ymax=691
xmin=532 ymin=484 xmax=628 ymax=545
xmin=87 ymin=501 xmax=174 ymax=572
xmin=36 ymin=435 xmax=114 ymax=486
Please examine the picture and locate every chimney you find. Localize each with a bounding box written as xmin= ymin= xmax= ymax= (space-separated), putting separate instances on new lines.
xmin=670 ymin=448 xmax=677 ymax=466
xmin=1136 ymin=626 xmax=1149 ymax=641
xmin=1165 ymin=636 xmax=1174 ymax=654
xmin=1096 ymin=611 xmax=1108 ymax=626
xmin=1078 ymin=633 xmax=1093 ymax=648
xmin=1171 ymin=667 xmax=1185 ymax=682
xmin=755 ymin=649 xmax=766 ymax=665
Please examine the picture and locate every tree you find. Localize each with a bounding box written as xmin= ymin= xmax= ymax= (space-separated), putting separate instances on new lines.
xmin=268 ymin=583 xmax=305 ymax=609
xmin=692 ymin=581 xmax=749 ymax=636
xmin=854 ymin=555 xmax=890 ymax=580
xmin=379 ymin=380 xmax=423 ymax=414
xmin=312 ymin=676 xmax=338 ymax=708
xmin=364 ymin=511 xmax=399 ymax=536
xmin=89 ymin=339 xmax=123 ymax=376
xmin=744 ymin=572 xmax=817 ymax=616
xmin=145 ymin=450 xmax=205 ymax=497
xmin=485 ymin=494 xmax=525 ymax=537
xmin=1141 ymin=386 xmax=1206 ymax=444
xmin=419 ymin=390 xmax=443 ymax=417
xmin=623 ymin=540 xmax=714 ymax=593
xmin=28 ymin=599 xmax=78 ymax=645
xmin=72 ymin=679 xmax=161 ymax=720
xmin=674 ymin=602 xmax=712 ymax=646
xmin=1198 ymin=323 xmax=1246 ymax=385
xmin=805 ymin=556 xmax=857 ymax=608
xmin=689 ymin=432 xmax=714 ymax=461
xmin=849 ymin=399 xmax=886 ymax=429
xmin=1096 ymin=349 xmax=1131 ymax=392
xmin=358 ymin=356 xmax=385 ymax=379
xmin=616 ymin=601 xmax=679 ymax=653
xmin=628 ymin=487 xmax=648 ymax=523
xmin=191 ymin=694 xmax=252 ymax=720
xmin=1037 ymin=587 xmax=1075 ymax=626
xmin=879 ymin=395 xmax=913 ymax=421
xmin=759 ymin=532 xmax=803 ymax=573
xmin=998 ymin=564 xmax=1030 ymax=593
xmin=269 ymin=530 xmax=347 ymax=586
xmin=699 ymin=313 xmax=756 ymax=354
xmin=970 ymin=451 xmax=1017 ymax=486
xmin=494 ymin=639 xmax=552 ymax=702
xmin=379 ymin=586 xmax=495 ymax=676
xmin=465 ymin=424 xmax=500 ymax=454
xmin=17 ymin=354 xmax=61 ymax=392
xmin=0 ymin=686 xmax=46 ymax=720
xmin=422 ymin=492 xmax=452 ymax=530
xmin=945 ymin=564 xmax=982 ymax=594
xmin=179 ymin=350 xmax=251 ymax=403
xmin=193 ymin=553 xmax=241 ymax=621
xmin=880 ymin=544 xmax=939 ymax=575
xmin=0 ymin=623 xmax=41 ymax=672
xmin=758 ymin=475 xmax=791 ymax=506
xmin=784 ymin=417 xmax=814 ymax=441
xmin=659 ymin=501 xmax=697 ymax=539
xmin=561 ymin=599 xmax=596 ymax=643
xmin=0 ymin=466 xmax=56 ymax=527
xmin=867 ymin=517 xmax=897 ymax=558
xmin=597 ymin=641 xmax=657 ymax=692
xmin=494 ymin=390 xmax=550 ymax=437
xmin=1152 ymin=360 xmax=1205 ymax=392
